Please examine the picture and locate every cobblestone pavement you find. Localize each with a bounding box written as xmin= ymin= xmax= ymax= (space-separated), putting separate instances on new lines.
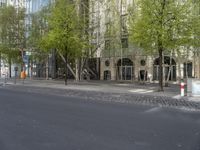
xmin=2 ymin=82 xmax=200 ymax=112
xmin=1 ymin=78 xmax=180 ymax=95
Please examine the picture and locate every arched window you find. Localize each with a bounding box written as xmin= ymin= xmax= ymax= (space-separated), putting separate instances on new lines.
xmin=104 ymin=70 xmax=111 ymax=80
xmin=184 ymin=62 xmax=192 ymax=78
xmin=117 ymin=58 xmax=134 ymax=80
xmin=153 ymin=56 xmax=176 ymax=81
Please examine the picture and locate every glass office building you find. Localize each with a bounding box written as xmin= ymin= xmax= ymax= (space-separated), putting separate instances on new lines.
xmin=0 ymin=0 xmax=6 ymax=7
xmin=31 ymin=0 xmax=50 ymax=13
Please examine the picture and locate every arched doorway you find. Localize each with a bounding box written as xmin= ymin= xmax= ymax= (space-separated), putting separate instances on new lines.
xmin=153 ymin=56 xmax=176 ymax=81
xmin=117 ymin=58 xmax=134 ymax=80
xmin=139 ymin=70 xmax=148 ymax=81
xmin=104 ymin=70 xmax=111 ymax=80
xmin=184 ymin=62 xmax=192 ymax=78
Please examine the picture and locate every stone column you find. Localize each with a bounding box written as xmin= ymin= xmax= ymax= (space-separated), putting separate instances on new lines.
xmin=180 ymin=63 xmax=184 ymax=79
xmin=134 ymin=56 xmax=140 ymax=81
xmin=110 ymin=58 xmax=116 ymax=80
xmin=147 ymin=57 xmax=154 ymax=82
xmin=100 ymin=58 xmax=104 ymax=80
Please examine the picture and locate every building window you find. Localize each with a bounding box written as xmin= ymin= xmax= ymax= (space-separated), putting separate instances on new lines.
xmin=121 ymin=15 xmax=128 ymax=34
xmin=105 ymin=40 xmax=110 ymax=50
xmin=105 ymin=60 xmax=110 ymax=67
xmin=141 ymin=60 xmax=146 ymax=66
xmin=105 ymin=23 xmax=111 ymax=37
xmin=184 ymin=62 xmax=192 ymax=78
xmin=0 ymin=2 xmax=5 ymax=7
xmin=121 ymin=38 xmax=128 ymax=48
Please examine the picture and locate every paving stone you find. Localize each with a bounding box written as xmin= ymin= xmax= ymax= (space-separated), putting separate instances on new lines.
xmin=2 ymin=81 xmax=200 ymax=111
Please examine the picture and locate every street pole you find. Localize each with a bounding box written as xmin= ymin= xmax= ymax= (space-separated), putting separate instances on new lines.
xmin=120 ymin=0 xmax=123 ymax=81
xmin=0 ymin=53 xmax=1 ymax=79
xmin=14 ymin=70 xmax=17 ymax=84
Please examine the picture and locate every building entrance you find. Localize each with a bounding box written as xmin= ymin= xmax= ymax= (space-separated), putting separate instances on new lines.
xmin=184 ymin=62 xmax=192 ymax=78
xmin=153 ymin=56 xmax=176 ymax=81
xmin=117 ymin=58 xmax=134 ymax=81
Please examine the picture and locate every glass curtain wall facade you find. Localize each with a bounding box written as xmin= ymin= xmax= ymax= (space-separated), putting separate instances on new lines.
xmin=28 ymin=0 xmax=52 ymax=79
xmin=0 ymin=0 xmax=6 ymax=7
xmin=31 ymin=0 xmax=50 ymax=13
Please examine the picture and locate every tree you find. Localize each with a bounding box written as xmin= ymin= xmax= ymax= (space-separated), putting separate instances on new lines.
xmin=40 ymin=0 xmax=86 ymax=84
xmin=0 ymin=5 xmax=26 ymax=77
xmin=191 ymin=0 xmax=200 ymax=48
xmin=27 ymin=5 xmax=50 ymax=52
xmin=191 ymin=0 xmax=200 ymax=78
xmin=129 ymin=0 xmax=192 ymax=91
xmin=27 ymin=5 xmax=51 ymax=79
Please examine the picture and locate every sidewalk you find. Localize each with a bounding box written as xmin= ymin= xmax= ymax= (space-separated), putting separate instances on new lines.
xmin=1 ymin=78 xmax=200 ymax=111
xmin=1 ymin=77 xmax=187 ymax=98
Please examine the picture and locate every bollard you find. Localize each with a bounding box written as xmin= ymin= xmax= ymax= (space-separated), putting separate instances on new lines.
xmin=180 ymin=81 xmax=185 ymax=97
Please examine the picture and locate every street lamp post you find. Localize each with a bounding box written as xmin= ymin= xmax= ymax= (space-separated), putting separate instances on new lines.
xmin=120 ymin=0 xmax=123 ymax=81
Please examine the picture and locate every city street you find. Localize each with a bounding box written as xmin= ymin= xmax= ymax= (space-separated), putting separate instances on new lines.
xmin=0 ymin=0 xmax=199 ymax=149
xmin=0 ymin=87 xmax=200 ymax=150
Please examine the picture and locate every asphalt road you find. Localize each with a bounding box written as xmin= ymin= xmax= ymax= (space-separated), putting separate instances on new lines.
xmin=0 ymin=88 xmax=200 ymax=150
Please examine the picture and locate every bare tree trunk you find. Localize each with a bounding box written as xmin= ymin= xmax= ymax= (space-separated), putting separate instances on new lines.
xmin=199 ymin=52 xmax=200 ymax=79
xmin=186 ymin=47 xmax=189 ymax=79
xmin=85 ymin=58 xmax=90 ymax=81
xmin=162 ymin=55 xmax=165 ymax=87
xmin=159 ymin=48 xmax=164 ymax=91
xmin=58 ymin=51 xmax=76 ymax=78
xmin=79 ymin=57 xmax=87 ymax=80
xmin=166 ymin=66 xmax=171 ymax=87
xmin=144 ymin=70 xmax=147 ymax=84
xmin=178 ymin=57 xmax=181 ymax=83
xmin=75 ymin=58 xmax=79 ymax=81
xmin=64 ymin=55 xmax=68 ymax=85
xmin=186 ymin=62 xmax=188 ymax=78
xmin=96 ymin=58 xmax=100 ymax=80
xmin=0 ymin=53 xmax=1 ymax=79
xmin=9 ymin=57 xmax=11 ymax=78
xmin=138 ymin=68 xmax=141 ymax=83
xmin=46 ymin=57 xmax=49 ymax=80
xmin=157 ymin=0 xmax=166 ymax=91
xmin=194 ymin=51 xmax=196 ymax=78
xmin=51 ymin=49 xmax=56 ymax=79
xmin=166 ymin=50 xmax=173 ymax=86
xmin=144 ymin=56 xmax=148 ymax=84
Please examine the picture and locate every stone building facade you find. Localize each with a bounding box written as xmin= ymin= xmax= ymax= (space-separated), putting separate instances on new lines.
xmin=100 ymin=54 xmax=200 ymax=82
xmin=89 ymin=0 xmax=200 ymax=82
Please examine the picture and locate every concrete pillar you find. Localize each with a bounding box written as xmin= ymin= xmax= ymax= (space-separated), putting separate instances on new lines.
xmin=147 ymin=57 xmax=154 ymax=82
xmin=176 ymin=58 xmax=182 ymax=82
xmin=110 ymin=58 xmax=116 ymax=80
xmin=100 ymin=58 xmax=104 ymax=80
xmin=197 ymin=57 xmax=200 ymax=79
xmin=134 ymin=56 xmax=140 ymax=81
xmin=180 ymin=63 xmax=184 ymax=79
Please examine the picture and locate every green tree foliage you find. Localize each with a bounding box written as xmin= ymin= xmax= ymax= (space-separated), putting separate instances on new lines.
xmin=0 ymin=5 xmax=26 ymax=63
xmin=27 ymin=5 xmax=50 ymax=62
xmin=129 ymin=0 xmax=193 ymax=91
xmin=41 ymin=0 xmax=84 ymax=58
xmin=191 ymin=0 xmax=200 ymax=50
xmin=0 ymin=5 xmax=26 ymax=77
xmin=40 ymin=0 xmax=87 ymax=84
xmin=103 ymin=0 xmax=131 ymax=57
xmin=28 ymin=6 xmax=49 ymax=50
xmin=103 ymin=0 xmax=121 ymax=57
